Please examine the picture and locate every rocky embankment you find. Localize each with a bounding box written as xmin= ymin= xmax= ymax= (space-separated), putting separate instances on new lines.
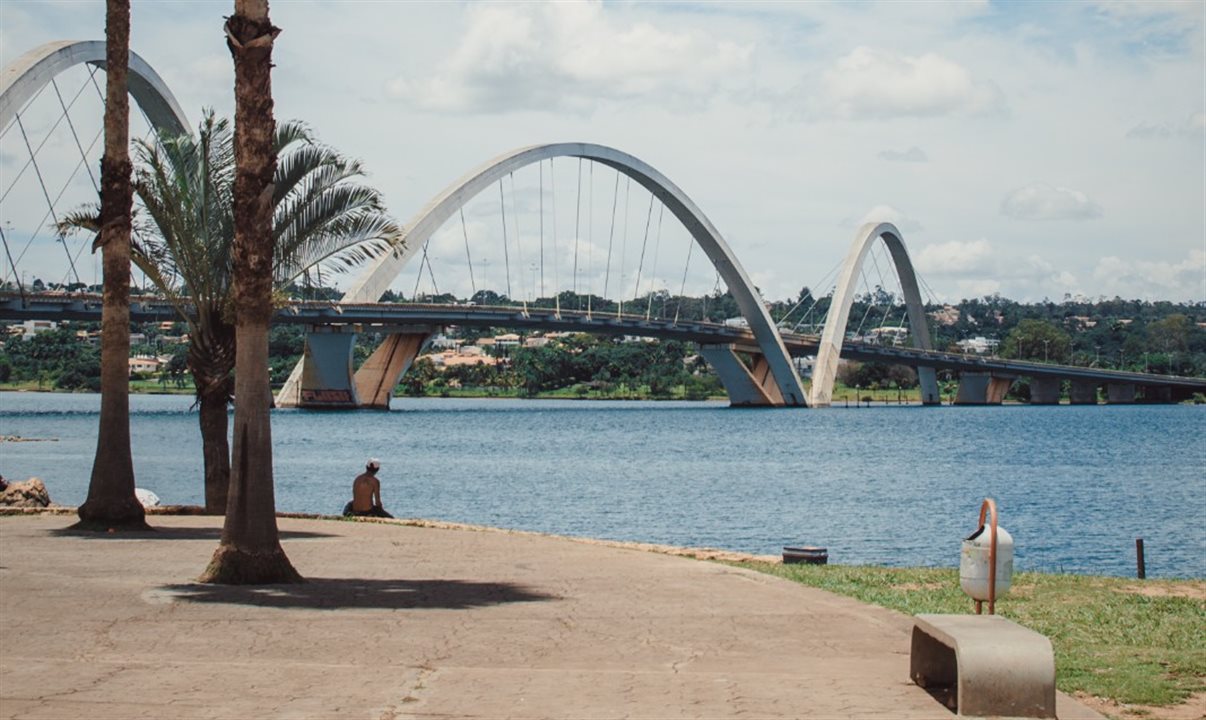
xmin=0 ymin=478 xmax=54 ymax=509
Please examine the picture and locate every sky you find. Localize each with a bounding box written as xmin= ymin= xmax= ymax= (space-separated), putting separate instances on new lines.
xmin=1 ymin=0 xmax=1203 ymax=305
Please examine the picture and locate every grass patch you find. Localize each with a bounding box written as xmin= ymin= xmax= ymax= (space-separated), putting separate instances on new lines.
xmin=735 ymin=562 xmax=1206 ymax=707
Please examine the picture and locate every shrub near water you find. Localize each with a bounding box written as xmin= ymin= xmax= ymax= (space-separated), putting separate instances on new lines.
xmin=737 ymin=563 xmax=1206 ymax=707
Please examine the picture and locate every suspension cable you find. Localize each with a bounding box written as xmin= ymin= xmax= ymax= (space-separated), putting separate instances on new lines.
xmin=794 ymin=256 xmax=848 ymax=333
xmin=5 ymin=95 xmax=108 ymax=285
xmin=0 ymin=223 xmax=27 ymax=302
xmin=426 ymin=246 xmax=440 ymax=299
xmin=460 ymin=208 xmax=477 ymax=298
xmin=51 ymin=78 xmax=99 ymax=192
xmin=550 ymin=158 xmax=560 ymax=317
xmin=497 ymin=179 xmax=512 ymax=299
xmin=586 ymin=161 xmax=594 ymax=317
xmin=616 ymin=176 xmax=631 ymax=317
xmin=852 ymin=265 xmax=878 ymax=338
xmin=673 ymin=230 xmax=694 ymax=325
xmin=15 ymin=115 xmax=79 ymax=286
xmin=508 ymin=171 xmax=525 ymax=305
xmin=645 ymin=202 xmax=665 ymax=320
xmin=603 ymin=170 xmax=619 ymax=300
xmin=868 ymin=244 xmax=897 ymax=337
xmin=410 ymin=248 xmax=425 ymax=300
xmin=538 ymin=160 xmax=545 ymax=299
xmin=572 ymin=157 xmax=582 ymax=303
xmin=0 ymin=69 xmax=93 ymax=204
xmin=632 ymin=191 xmax=655 ymax=302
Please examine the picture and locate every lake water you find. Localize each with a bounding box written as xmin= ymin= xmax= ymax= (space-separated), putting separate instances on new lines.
xmin=1 ymin=391 xmax=1203 ymax=578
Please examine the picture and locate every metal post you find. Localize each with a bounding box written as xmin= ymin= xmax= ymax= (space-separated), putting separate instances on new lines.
xmin=974 ymin=498 xmax=999 ymax=615
xmin=1136 ymin=538 xmax=1146 ymax=579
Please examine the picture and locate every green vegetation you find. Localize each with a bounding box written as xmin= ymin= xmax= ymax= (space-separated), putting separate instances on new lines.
xmin=3 ymin=291 xmax=1204 ymax=401
xmin=0 ymin=326 xmax=101 ymax=391
xmin=738 ymin=562 xmax=1206 ymax=707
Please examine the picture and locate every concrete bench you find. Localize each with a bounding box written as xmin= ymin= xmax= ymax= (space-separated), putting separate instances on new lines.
xmin=910 ymin=614 xmax=1056 ymax=718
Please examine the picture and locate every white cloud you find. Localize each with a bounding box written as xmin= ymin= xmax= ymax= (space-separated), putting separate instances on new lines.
xmin=915 ymin=238 xmax=993 ymax=275
xmin=1092 ymin=250 xmax=1205 ymax=300
xmin=954 ymin=278 xmax=1002 ymax=298
xmin=385 ymin=2 xmax=752 ymax=114
xmin=878 ymin=146 xmax=928 ymax=162
xmin=1001 ymin=184 xmax=1103 ymax=221
xmin=911 ymin=240 xmax=1083 ymax=301
xmin=819 ymin=47 xmax=1005 ymax=119
xmin=1090 ymin=0 xmax=1204 ymax=24
xmin=1126 ymin=112 xmax=1206 ymax=139
xmin=854 ymin=205 xmax=923 ymax=233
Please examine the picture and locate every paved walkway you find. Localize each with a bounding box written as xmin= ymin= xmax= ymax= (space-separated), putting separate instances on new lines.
xmin=0 ymin=514 xmax=1101 ymax=719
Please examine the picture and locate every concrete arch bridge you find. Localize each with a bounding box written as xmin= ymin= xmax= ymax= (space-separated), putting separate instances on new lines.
xmin=3 ymin=43 xmax=1203 ymax=409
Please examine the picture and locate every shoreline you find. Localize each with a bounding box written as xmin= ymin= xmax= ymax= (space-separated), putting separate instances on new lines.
xmin=0 ymin=504 xmax=782 ymax=564
xmin=8 ymin=505 xmax=1205 ymax=582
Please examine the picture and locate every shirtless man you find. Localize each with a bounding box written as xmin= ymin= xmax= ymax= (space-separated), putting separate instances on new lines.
xmin=343 ymin=458 xmax=393 ymax=518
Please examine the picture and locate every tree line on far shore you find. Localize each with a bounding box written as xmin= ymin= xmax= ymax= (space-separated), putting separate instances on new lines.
xmin=3 ymin=291 xmax=1203 ymax=400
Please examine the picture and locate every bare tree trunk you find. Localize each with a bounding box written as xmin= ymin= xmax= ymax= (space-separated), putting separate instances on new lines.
xmin=190 ymin=314 xmax=235 ymax=514
xmin=198 ymin=378 xmax=232 ymax=514
xmin=76 ymin=0 xmax=148 ymax=532
xmin=200 ymin=0 xmax=299 ymax=584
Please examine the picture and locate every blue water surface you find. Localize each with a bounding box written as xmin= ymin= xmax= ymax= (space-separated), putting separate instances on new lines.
xmin=1 ymin=392 xmax=1203 ymax=578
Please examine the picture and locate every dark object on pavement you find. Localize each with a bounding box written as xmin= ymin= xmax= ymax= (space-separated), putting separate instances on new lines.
xmin=783 ymin=546 xmax=828 ymax=564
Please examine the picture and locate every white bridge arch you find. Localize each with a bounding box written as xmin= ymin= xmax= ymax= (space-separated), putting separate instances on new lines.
xmin=1 ymin=40 xmax=189 ymax=136
xmin=281 ymin=142 xmax=807 ymax=407
xmin=809 ymin=221 xmax=940 ymax=407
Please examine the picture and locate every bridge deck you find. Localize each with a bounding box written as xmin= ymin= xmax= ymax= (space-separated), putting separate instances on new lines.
xmin=3 ymin=293 xmax=1203 ymax=391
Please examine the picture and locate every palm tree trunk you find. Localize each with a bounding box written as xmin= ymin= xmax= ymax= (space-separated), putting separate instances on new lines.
xmin=76 ymin=0 xmax=148 ymax=531
xmin=190 ymin=316 xmax=235 ymax=514
xmin=200 ymin=0 xmax=299 ymax=584
xmin=198 ymin=378 xmax=232 ymax=514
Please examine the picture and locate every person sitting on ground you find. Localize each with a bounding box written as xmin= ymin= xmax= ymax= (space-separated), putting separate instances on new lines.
xmin=342 ymin=458 xmax=393 ymax=518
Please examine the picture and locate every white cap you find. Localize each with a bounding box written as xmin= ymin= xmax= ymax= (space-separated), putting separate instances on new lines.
xmin=366 ymin=458 xmax=381 ymax=470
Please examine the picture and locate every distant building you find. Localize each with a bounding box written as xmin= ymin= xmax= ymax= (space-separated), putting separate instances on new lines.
xmin=430 ymin=334 xmax=462 ymax=350
xmin=128 ymin=356 xmax=160 ymax=374
xmin=494 ymin=333 xmax=521 ymax=349
xmin=794 ymin=355 xmax=815 ymax=378
xmin=956 ymin=336 xmax=999 ymax=355
xmin=75 ymin=329 xmax=103 ymax=345
xmin=11 ymin=320 xmax=57 ymax=339
xmin=867 ymin=326 xmax=909 ymax=345
xmin=420 ymin=350 xmax=498 ymax=369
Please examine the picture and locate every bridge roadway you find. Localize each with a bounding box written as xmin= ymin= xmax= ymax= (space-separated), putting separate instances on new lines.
xmin=4 ymin=292 xmax=1204 ymax=395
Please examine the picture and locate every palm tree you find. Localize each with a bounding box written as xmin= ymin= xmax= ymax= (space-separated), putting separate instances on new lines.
xmin=200 ymin=0 xmax=296 ymax=583
xmin=64 ymin=112 xmax=402 ymax=516
xmin=75 ymin=0 xmax=148 ymax=531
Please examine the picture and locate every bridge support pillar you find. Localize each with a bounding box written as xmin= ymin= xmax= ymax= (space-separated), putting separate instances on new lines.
xmin=955 ymin=372 xmax=1015 ymax=405
xmin=354 ymin=332 xmax=431 ymax=409
xmin=700 ymin=344 xmax=797 ymax=406
xmin=1140 ymin=385 xmax=1174 ymax=404
xmin=1029 ymin=377 xmax=1062 ymax=405
xmin=1107 ymin=383 xmax=1136 ymax=404
xmin=1069 ymin=380 xmax=1098 ymax=404
xmin=274 ymin=327 xmax=360 ymax=409
xmin=918 ymin=366 xmax=941 ymax=405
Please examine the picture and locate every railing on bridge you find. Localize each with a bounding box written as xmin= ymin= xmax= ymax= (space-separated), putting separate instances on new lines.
xmin=4 ymin=291 xmax=1203 ymax=407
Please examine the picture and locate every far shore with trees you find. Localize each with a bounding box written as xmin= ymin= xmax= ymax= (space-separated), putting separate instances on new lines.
xmin=3 ymin=291 xmax=1205 ymax=405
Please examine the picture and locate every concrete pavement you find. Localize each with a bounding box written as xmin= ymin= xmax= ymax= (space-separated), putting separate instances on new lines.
xmin=0 ymin=514 xmax=1102 ymax=719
